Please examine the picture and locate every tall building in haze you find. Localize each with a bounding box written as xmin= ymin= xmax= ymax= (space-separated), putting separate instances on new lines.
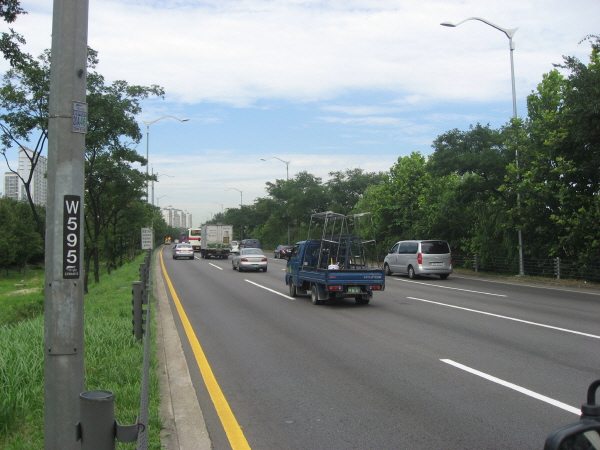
xmin=2 ymin=147 xmax=47 ymax=206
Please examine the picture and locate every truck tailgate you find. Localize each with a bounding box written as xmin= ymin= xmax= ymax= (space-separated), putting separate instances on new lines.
xmin=327 ymin=270 xmax=385 ymax=284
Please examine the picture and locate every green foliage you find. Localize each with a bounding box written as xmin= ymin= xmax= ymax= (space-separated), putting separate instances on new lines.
xmin=0 ymin=255 xmax=162 ymax=449
xmin=0 ymin=198 xmax=43 ymax=273
xmin=82 ymin=48 xmax=164 ymax=287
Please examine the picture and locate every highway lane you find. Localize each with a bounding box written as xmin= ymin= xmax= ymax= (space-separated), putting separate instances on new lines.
xmin=159 ymin=247 xmax=600 ymax=449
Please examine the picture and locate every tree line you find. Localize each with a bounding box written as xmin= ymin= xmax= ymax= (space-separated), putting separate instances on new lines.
xmin=211 ymin=35 xmax=600 ymax=270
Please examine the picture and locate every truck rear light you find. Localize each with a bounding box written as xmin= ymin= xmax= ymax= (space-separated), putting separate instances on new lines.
xmin=328 ymin=286 xmax=342 ymax=291
xmin=417 ymin=252 xmax=422 ymax=264
xmin=370 ymin=286 xmax=382 ymax=290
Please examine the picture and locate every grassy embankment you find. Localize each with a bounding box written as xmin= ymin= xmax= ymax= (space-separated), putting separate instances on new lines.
xmin=0 ymin=255 xmax=162 ymax=449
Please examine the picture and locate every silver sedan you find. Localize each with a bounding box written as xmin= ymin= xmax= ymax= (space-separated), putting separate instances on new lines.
xmin=232 ymin=248 xmax=268 ymax=272
xmin=172 ymin=243 xmax=194 ymax=260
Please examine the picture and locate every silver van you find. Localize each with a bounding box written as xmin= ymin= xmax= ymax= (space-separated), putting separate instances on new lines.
xmin=384 ymin=240 xmax=453 ymax=279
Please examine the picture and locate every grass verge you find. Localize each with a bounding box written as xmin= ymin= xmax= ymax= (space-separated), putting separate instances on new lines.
xmin=0 ymin=270 xmax=44 ymax=326
xmin=0 ymin=254 xmax=162 ymax=449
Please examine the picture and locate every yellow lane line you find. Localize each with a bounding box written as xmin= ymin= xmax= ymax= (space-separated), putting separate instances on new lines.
xmin=159 ymin=250 xmax=251 ymax=450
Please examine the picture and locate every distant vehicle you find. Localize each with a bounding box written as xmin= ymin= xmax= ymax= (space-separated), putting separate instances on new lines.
xmin=164 ymin=237 xmax=172 ymax=244
xmin=274 ymin=245 xmax=293 ymax=259
xmin=239 ymin=238 xmax=261 ymax=249
xmin=230 ymin=241 xmax=240 ymax=254
xmin=172 ymin=243 xmax=194 ymax=260
xmin=383 ymin=240 xmax=453 ymax=279
xmin=232 ymin=248 xmax=268 ymax=272
xmin=200 ymin=224 xmax=233 ymax=259
xmin=187 ymin=228 xmax=202 ymax=252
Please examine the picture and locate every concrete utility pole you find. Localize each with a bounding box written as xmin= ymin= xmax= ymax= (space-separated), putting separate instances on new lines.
xmin=44 ymin=1 xmax=89 ymax=449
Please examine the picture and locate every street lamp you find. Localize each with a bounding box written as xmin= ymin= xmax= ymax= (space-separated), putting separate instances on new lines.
xmin=261 ymin=156 xmax=291 ymax=245
xmin=143 ymin=115 xmax=189 ymax=201
xmin=441 ymin=16 xmax=524 ymax=276
xmin=213 ymin=202 xmax=224 ymax=215
xmin=151 ymin=169 xmax=173 ymax=206
xmin=261 ymin=156 xmax=290 ymax=180
xmin=226 ymin=188 xmax=243 ymax=240
xmin=156 ymin=195 xmax=171 ymax=208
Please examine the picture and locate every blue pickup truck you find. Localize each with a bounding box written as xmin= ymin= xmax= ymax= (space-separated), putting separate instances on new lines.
xmin=285 ymin=238 xmax=385 ymax=305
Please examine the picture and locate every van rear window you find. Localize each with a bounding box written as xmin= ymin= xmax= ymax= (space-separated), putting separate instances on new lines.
xmin=421 ymin=241 xmax=450 ymax=254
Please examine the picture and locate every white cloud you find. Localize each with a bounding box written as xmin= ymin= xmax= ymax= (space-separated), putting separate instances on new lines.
xmin=3 ymin=0 xmax=599 ymax=225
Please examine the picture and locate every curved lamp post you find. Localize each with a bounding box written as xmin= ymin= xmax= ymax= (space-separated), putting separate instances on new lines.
xmin=441 ymin=16 xmax=524 ymax=276
xmin=142 ymin=115 xmax=189 ymax=201
xmin=226 ymin=188 xmax=243 ymax=240
xmin=151 ymin=170 xmax=173 ymax=206
xmin=261 ymin=156 xmax=290 ymax=180
xmin=156 ymin=195 xmax=171 ymax=208
xmin=213 ymin=202 xmax=224 ymax=215
xmin=261 ymin=156 xmax=291 ymax=244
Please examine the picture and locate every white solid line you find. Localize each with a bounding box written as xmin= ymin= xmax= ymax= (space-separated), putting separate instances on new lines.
xmin=408 ymin=297 xmax=600 ymax=340
xmin=245 ymin=280 xmax=295 ymax=300
xmin=396 ymin=278 xmax=506 ymax=297
xmin=441 ymin=359 xmax=581 ymax=416
xmin=208 ymin=263 xmax=223 ymax=271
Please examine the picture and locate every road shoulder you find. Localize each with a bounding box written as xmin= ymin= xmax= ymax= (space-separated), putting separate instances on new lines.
xmin=155 ymin=252 xmax=212 ymax=450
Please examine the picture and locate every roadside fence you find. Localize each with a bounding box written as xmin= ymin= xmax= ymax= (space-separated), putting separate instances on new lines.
xmin=78 ymin=249 xmax=153 ymax=450
xmin=452 ymin=254 xmax=600 ymax=284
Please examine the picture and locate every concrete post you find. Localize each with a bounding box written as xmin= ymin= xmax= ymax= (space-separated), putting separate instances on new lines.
xmin=44 ymin=1 xmax=89 ymax=448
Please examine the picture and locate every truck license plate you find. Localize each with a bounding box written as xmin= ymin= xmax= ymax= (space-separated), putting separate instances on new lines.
xmin=348 ymin=287 xmax=360 ymax=293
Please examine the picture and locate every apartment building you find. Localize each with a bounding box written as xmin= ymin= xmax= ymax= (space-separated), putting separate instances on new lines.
xmin=2 ymin=147 xmax=47 ymax=206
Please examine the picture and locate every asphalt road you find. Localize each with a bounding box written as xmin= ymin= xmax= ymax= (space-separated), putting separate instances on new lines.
xmin=160 ymin=247 xmax=600 ymax=450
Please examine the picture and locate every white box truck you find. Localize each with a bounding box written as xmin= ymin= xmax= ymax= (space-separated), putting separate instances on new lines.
xmin=200 ymin=224 xmax=233 ymax=259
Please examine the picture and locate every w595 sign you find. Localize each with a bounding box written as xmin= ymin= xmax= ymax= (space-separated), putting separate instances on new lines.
xmin=63 ymin=195 xmax=81 ymax=279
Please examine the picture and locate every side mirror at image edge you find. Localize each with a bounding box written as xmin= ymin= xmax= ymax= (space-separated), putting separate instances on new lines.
xmin=544 ymin=379 xmax=600 ymax=450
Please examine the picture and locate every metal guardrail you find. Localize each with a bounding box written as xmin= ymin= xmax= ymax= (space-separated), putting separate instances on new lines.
xmin=137 ymin=250 xmax=153 ymax=449
xmin=77 ymin=249 xmax=153 ymax=449
xmin=453 ymin=254 xmax=600 ymax=284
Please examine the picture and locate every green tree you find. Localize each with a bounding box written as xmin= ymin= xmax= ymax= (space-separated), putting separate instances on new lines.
xmin=516 ymin=36 xmax=600 ymax=259
xmin=0 ymin=0 xmax=27 ymax=69
xmin=0 ymin=197 xmax=17 ymax=274
xmin=0 ymin=48 xmax=49 ymax=236
xmin=355 ymin=152 xmax=430 ymax=247
xmin=82 ymin=53 xmax=163 ymax=289
xmin=429 ymin=123 xmax=512 ymax=203
xmin=0 ymin=197 xmax=42 ymax=275
xmin=326 ymin=168 xmax=384 ymax=214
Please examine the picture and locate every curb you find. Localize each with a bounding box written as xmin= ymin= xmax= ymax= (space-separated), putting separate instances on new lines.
xmin=154 ymin=254 xmax=212 ymax=450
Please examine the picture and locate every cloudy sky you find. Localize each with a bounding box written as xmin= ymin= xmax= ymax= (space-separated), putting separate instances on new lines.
xmin=2 ymin=0 xmax=599 ymax=226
